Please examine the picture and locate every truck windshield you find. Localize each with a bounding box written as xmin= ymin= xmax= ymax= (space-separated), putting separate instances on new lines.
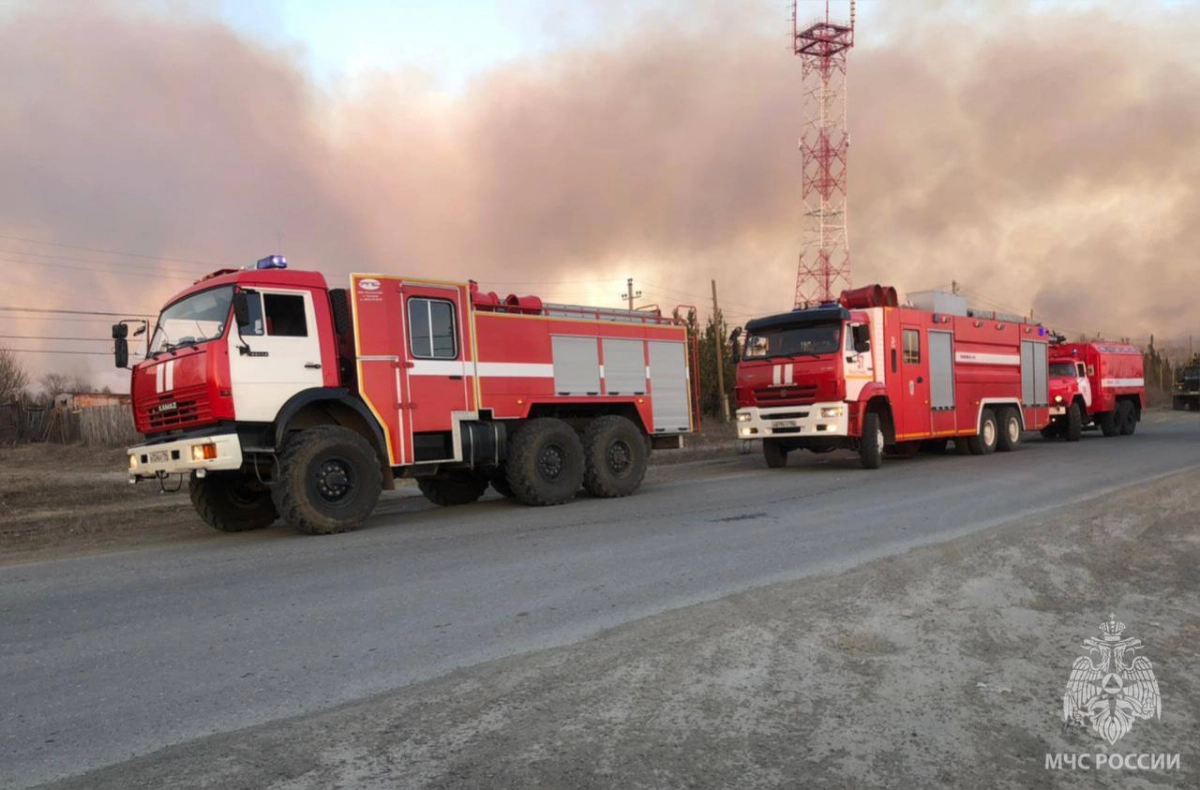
xmin=1049 ymin=362 xmax=1076 ymax=377
xmin=744 ymin=322 xmax=842 ymax=360
xmin=148 ymin=286 xmax=233 ymax=357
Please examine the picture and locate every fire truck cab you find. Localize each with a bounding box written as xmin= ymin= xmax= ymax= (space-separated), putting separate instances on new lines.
xmin=733 ymin=285 xmax=1052 ymax=469
xmin=1045 ymin=342 xmax=1144 ymax=440
xmin=118 ymin=257 xmax=694 ymax=535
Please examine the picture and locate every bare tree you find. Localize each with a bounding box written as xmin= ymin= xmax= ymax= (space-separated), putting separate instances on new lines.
xmin=0 ymin=346 xmax=31 ymax=403
xmin=39 ymin=372 xmax=94 ymax=403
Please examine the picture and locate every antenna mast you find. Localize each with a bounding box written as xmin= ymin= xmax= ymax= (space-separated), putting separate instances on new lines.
xmin=791 ymin=0 xmax=855 ymax=307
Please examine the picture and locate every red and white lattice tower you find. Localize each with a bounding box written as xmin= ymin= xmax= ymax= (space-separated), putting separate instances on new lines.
xmin=792 ymin=0 xmax=855 ymax=308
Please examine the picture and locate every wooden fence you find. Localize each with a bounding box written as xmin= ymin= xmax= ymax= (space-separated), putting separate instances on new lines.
xmin=0 ymin=403 xmax=139 ymax=446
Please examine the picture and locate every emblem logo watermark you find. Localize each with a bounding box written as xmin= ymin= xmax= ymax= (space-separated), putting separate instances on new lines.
xmin=1045 ymin=614 xmax=1180 ymax=772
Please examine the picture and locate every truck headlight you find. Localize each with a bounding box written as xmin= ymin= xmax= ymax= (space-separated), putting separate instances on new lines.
xmin=821 ymin=406 xmax=844 ymax=418
xmin=129 ymin=455 xmax=139 ymax=471
xmin=191 ymin=444 xmax=218 ymax=462
xmin=737 ymin=412 xmax=752 ymax=422
xmin=1054 ymin=395 xmax=1063 ymax=403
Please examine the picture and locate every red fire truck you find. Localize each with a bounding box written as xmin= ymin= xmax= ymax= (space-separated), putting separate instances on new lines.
xmin=115 ymin=257 xmax=694 ymax=534
xmin=732 ymin=285 xmax=1053 ymax=469
xmin=1044 ymin=342 xmax=1144 ymax=441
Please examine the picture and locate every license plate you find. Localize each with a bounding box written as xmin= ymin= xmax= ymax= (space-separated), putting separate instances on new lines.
xmin=149 ymin=450 xmax=170 ymax=464
xmin=1049 ymin=407 xmax=1065 ymax=416
xmin=774 ymin=420 xmax=799 ymax=428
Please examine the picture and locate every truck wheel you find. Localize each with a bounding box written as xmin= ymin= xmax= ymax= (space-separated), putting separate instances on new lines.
xmin=1064 ymin=403 xmax=1083 ymax=442
xmin=1098 ymin=410 xmax=1120 ymax=437
xmin=582 ymin=415 xmax=648 ymax=498
xmin=967 ymin=409 xmax=998 ymax=455
xmin=418 ymin=471 xmax=489 ymax=506
xmin=189 ymin=472 xmax=277 ymax=532
xmin=763 ymin=439 xmax=788 ymax=469
xmin=859 ymin=411 xmax=884 ymax=469
xmin=505 ymin=418 xmax=585 ymax=506
xmin=1118 ymin=401 xmax=1138 ymax=435
xmin=273 ymin=426 xmax=383 ymax=535
xmin=996 ymin=407 xmax=1022 ymax=452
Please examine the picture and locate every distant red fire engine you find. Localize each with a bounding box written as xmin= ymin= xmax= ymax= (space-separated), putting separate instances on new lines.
xmin=732 ymin=284 xmax=1054 ymax=468
xmin=1044 ymin=342 xmax=1145 ymax=441
xmin=116 ymin=257 xmax=694 ymax=534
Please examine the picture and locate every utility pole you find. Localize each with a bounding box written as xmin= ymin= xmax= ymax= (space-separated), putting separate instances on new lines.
xmin=620 ymin=278 xmax=642 ymax=311
xmin=951 ymin=280 xmax=959 ymax=295
xmin=711 ymin=279 xmax=730 ymax=422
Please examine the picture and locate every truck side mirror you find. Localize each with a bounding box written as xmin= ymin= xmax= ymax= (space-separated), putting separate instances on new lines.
xmin=112 ymin=323 xmax=130 ymax=369
xmin=852 ymin=324 xmax=871 ymax=354
xmin=729 ymin=327 xmax=742 ymax=364
xmin=233 ymin=290 xmax=250 ymax=327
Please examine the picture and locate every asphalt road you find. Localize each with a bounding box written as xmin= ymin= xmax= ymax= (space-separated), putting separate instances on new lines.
xmin=4 ymin=414 xmax=1198 ymax=787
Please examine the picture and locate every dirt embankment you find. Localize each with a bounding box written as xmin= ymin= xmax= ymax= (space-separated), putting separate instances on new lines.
xmin=0 ymin=429 xmax=743 ymax=564
xmin=49 ymin=470 xmax=1200 ymax=789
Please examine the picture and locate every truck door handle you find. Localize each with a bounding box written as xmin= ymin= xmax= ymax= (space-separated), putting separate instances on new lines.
xmin=305 ymin=363 xmax=322 ymax=370
xmin=916 ymin=376 xmax=924 ymax=384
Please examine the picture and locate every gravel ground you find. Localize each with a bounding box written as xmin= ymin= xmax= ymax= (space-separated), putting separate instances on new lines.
xmin=45 ymin=469 xmax=1200 ymax=789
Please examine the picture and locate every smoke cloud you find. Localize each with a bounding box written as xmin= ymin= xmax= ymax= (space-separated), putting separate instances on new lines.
xmin=1 ymin=0 xmax=1197 ymax=388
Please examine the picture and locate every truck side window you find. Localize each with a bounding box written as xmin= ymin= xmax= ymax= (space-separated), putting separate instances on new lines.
xmin=409 ymin=297 xmax=458 ymax=359
xmin=1077 ymin=363 xmax=1086 ymax=377
xmin=264 ymin=294 xmax=308 ymax=337
xmin=902 ymin=329 xmax=920 ymax=364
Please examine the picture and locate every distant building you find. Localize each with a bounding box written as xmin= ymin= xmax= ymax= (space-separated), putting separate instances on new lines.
xmin=53 ymin=392 xmax=131 ymax=410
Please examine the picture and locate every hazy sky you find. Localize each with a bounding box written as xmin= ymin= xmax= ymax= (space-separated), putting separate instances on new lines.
xmin=1 ymin=0 xmax=1197 ymax=390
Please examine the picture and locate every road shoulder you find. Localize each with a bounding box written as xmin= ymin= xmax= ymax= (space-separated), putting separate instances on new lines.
xmin=46 ymin=469 xmax=1200 ymax=789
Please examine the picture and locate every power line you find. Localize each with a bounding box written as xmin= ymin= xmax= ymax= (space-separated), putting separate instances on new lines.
xmin=2 ymin=256 xmax=202 ymax=283
xmin=0 ymin=335 xmax=112 ymax=342
xmin=0 ymin=306 xmax=155 ymax=317
xmin=2 ymin=349 xmax=116 ymax=356
xmin=0 ymin=246 xmax=209 ymax=275
xmin=0 ymin=233 xmax=221 ymax=267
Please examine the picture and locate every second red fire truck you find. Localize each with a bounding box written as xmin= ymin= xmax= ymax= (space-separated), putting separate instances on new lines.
xmin=117 ymin=257 xmax=694 ymax=535
xmin=1043 ymin=342 xmax=1145 ymax=441
xmin=733 ymin=285 xmax=1054 ymax=469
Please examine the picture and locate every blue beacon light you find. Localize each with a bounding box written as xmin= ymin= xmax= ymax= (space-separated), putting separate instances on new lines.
xmin=255 ymin=255 xmax=288 ymax=270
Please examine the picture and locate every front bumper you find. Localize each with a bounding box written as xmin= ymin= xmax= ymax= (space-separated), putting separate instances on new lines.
xmin=128 ymin=432 xmax=243 ymax=480
xmin=735 ymin=402 xmax=850 ymax=439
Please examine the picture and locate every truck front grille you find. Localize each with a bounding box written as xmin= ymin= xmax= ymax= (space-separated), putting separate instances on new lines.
xmin=138 ymin=386 xmax=212 ymax=433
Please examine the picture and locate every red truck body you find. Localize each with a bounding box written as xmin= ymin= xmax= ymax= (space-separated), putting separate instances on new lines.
xmin=1046 ymin=342 xmax=1144 ymax=439
xmin=122 ymin=261 xmax=693 ymax=534
xmin=734 ymin=285 xmax=1053 ymax=468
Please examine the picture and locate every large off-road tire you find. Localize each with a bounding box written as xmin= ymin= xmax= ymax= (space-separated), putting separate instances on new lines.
xmin=505 ymin=418 xmax=585 ymax=506
xmin=1117 ymin=400 xmax=1138 ymax=435
xmin=189 ymin=472 xmax=277 ymax=532
xmin=1098 ymin=409 xmax=1120 ymax=437
xmin=859 ymin=411 xmax=884 ymax=470
xmin=272 ymin=426 xmax=383 ymax=535
xmin=1064 ymin=402 xmax=1083 ymax=442
xmin=996 ymin=407 xmax=1022 ymax=452
xmin=418 ymin=471 xmax=489 ymax=506
xmin=967 ymin=408 xmax=998 ymax=455
xmin=763 ymin=439 xmax=788 ymax=469
xmin=582 ymin=415 xmax=648 ymax=498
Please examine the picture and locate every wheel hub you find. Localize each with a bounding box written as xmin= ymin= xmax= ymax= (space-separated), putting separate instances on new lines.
xmin=538 ymin=444 xmax=564 ymax=481
xmin=314 ymin=458 xmax=355 ymax=503
xmin=607 ymin=440 xmax=632 ymax=476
